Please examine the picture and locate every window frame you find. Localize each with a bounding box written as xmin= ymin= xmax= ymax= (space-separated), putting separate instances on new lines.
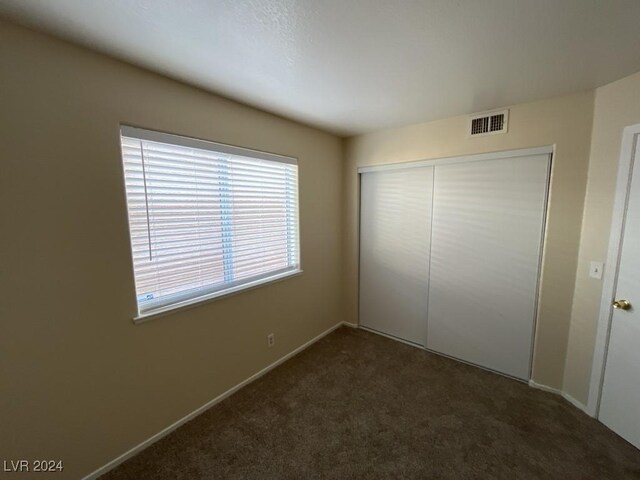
xmin=119 ymin=125 xmax=302 ymax=324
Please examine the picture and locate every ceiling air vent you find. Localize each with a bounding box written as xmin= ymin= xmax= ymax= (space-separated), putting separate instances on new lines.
xmin=469 ymin=109 xmax=509 ymax=137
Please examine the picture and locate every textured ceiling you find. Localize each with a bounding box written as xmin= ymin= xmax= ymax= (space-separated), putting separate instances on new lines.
xmin=2 ymin=0 xmax=640 ymax=136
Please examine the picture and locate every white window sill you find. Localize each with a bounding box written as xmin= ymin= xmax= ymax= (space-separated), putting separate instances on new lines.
xmin=132 ymin=269 xmax=303 ymax=325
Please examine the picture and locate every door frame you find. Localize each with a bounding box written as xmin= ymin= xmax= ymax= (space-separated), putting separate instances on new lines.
xmin=357 ymin=146 xmax=553 ymax=173
xmin=587 ymin=123 xmax=640 ymax=417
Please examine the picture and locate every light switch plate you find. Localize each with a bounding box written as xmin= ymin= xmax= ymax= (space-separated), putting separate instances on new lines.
xmin=589 ymin=261 xmax=604 ymax=280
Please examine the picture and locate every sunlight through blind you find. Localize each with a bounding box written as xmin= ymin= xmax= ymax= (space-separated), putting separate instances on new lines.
xmin=120 ymin=127 xmax=300 ymax=317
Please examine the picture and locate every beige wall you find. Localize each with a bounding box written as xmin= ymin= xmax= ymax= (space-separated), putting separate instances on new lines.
xmin=344 ymin=92 xmax=595 ymax=390
xmin=564 ymin=71 xmax=640 ymax=405
xmin=0 ymin=21 xmax=344 ymax=479
xmin=3 ymin=13 xmax=639 ymax=479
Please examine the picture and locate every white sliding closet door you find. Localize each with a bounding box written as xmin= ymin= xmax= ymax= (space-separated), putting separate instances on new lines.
xmin=426 ymin=154 xmax=549 ymax=380
xmin=359 ymin=167 xmax=433 ymax=345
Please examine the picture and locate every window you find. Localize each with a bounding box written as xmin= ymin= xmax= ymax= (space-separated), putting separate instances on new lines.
xmin=120 ymin=126 xmax=300 ymax=319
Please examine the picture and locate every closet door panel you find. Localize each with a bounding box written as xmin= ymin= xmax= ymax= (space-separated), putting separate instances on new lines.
xmin=359 ymin=167 xmax=433 ymax=345
xmin=426 ymin=155 xmax=549 ymax=379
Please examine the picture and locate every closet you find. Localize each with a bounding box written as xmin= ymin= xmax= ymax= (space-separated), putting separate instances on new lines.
xmin=359 ymin=148 xmax=551 ymax=380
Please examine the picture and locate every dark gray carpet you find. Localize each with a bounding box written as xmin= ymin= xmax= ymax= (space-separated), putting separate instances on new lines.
xmin=101 ymin=327 xmax=640 ymax=479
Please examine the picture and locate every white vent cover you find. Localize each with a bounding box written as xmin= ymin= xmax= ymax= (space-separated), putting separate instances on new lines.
xmin=469 ymin=109 xmax=509 ymax=136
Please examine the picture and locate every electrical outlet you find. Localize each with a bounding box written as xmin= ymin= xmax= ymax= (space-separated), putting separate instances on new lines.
xmin=267 ymin=333 xmax=275 ymax=348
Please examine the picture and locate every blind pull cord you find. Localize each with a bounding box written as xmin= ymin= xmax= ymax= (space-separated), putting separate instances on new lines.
xmin=139 ymin=140 xmax=153 ymax=261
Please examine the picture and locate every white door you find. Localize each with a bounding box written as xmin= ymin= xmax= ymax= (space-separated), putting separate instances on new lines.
xmin=359 ymin=167 xmax=433 ymax=345
xmin=426 ymin=154 xmax=550 ymax=380
xmin=599 ymin=135 xmax=640 ymax=449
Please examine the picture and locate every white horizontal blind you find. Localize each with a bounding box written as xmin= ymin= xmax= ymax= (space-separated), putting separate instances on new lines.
xmin=120 ymin=127 xmax=300 ymax=315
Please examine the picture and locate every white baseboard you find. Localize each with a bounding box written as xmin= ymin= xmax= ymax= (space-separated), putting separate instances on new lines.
xmin=529 ymin=380 xmax=589 ymax=415
xmin=82 ymin=321 xmax=349 ymax=480
xmin=561 ymin=391 xmax=589 ymax=414
xmin=342 ymin=321 xmax=359 ymax=329
xmin=528 ymin=379 xmax=562 ymax=395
